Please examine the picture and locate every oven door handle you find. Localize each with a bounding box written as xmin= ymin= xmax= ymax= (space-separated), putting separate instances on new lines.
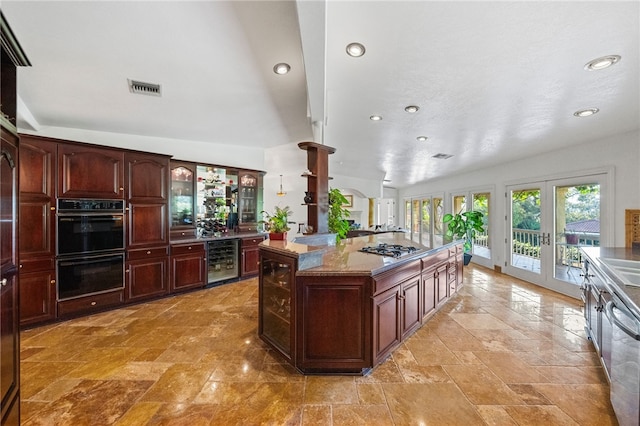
xmin=58 ymin=254 xmax=124 ymax=267
xmin=605 ymin=300 xmax=640 ymax=340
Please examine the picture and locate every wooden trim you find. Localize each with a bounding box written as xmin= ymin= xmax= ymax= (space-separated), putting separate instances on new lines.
xmin=625 ymin=209 xmax=640 ymax=248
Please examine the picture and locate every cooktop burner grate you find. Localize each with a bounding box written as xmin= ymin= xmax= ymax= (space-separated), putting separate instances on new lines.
xmin=358 ymin=243 xmax=419 ymax=258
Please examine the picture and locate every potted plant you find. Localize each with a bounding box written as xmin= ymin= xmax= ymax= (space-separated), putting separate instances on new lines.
xmin=328 ymin=188 xmax=351 ymax=242
xmin=261 ymin=205 xmax=292 ymax=240
xmin=443 ymin=210 xmax=485 ymax=265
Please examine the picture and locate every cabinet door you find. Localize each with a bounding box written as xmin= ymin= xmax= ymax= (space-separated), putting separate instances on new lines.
xmin=58 ymin=144 xmax=124 ymax=199
xmin=0 ymin=128 xmax=20 ymax=422
xmin=422 ymin=269 xmax=437 ymax=319
xmin=171 ymin=245 xmax=207 ymax=293
xmin=126 ymin=256 xmax=168 ymax=302
xmin=373 ymin=286 xmax=401 ymax=363
xmin=126 ymin=152 xmax=168 ymax=201
xmin=169 ymin=161 xmax=196 ymax=231
xmin=19 ymin=137 xmax=56 ymax=263
xmin=127 ymin=203 xmax=168 ymax=249
xmin=238 ymin=172 xmax=261 ymax=229
xmin=241 ymin=236 xmax=264 ymax=277
xmin=19 ymin=270 xmax=56 ymax=326
xmin=401 ymin=276 xmax=421 ymax=338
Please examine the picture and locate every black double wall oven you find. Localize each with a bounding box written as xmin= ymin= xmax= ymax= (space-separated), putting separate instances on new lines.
xmin=56 ymin=199 xmax=125 ymax=301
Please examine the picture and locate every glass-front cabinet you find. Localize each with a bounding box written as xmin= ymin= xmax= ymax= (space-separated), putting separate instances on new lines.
xmin=170 ymin=162 xmax=196 ymax=238
xmin=169 ymin=160 xmax=263 ymax=238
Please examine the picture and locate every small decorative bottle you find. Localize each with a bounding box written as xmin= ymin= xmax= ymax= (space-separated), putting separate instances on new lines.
xmin=304 ymin=191 xmax=313 ymax=204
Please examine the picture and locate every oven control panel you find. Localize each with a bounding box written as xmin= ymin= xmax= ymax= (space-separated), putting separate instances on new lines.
xmin=58 ymin=199 xmax=124 ymax=213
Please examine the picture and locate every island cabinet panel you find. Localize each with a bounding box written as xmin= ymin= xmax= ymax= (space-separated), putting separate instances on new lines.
xmin=58 ymin=144 xmax=125 ymax=199
xmin=400 ymin=275 xmax=422 ymax=339
xmin=296 ymin=275 xmax=371 ymax=372
xmin=421 ymin=267 xmax=437 ymax=319
xmin=436 ymin=263 xmax=449 ymax=308
xmin=170 ymin=243 xmax=207 ymax=293
xmin=373 ymin=285 xmax=402 ymax=364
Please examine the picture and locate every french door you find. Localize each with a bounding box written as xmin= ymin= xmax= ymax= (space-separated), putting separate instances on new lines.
xmin=505 ymin=173 xmax=608 ymax=297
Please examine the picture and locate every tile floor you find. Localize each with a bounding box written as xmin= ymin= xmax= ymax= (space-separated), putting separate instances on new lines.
xmin=20 ymin=265 xmax=618 ymax=425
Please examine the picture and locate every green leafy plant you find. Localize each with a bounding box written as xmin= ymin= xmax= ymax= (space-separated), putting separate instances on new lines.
xmin=328 ymin=188 xmax=350 ymax=241
xmin=443 ymin=210 xmax=485 ymax=253
xmin=260 ymin=205 xmax=292 ymax=234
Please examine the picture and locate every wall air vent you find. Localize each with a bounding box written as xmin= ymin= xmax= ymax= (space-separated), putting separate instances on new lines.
xmin=128 ymin=79 xmax=161 ymax=97
xmin=432 ymin=153 xmax=453 ymax=160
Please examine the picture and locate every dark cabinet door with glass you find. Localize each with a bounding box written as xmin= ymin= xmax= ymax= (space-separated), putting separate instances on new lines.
xmin=259 ymin=251 xmax=296 ymax=361
xmin=170 ymin=161 xmax=196 ymax=239
xmin=238 ymin=172 xmax=262 ymax=231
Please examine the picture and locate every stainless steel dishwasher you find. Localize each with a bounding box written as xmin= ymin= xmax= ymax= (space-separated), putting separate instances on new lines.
xmin=606 ymin=292 xmax=640 ymax=426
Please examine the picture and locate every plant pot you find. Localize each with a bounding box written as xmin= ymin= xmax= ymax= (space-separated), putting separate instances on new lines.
xmin=269 ymin=232 xmax=287 ymax=240
xmin=463 ymin=253 xmax=472 ymax=266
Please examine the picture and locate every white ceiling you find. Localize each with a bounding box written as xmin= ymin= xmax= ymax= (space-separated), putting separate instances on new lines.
xmin=3 ymin=1 xmax=639 ymax=189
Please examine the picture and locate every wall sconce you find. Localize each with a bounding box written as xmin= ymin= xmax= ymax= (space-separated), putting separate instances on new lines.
xmin=276 ymin=174 xmax=286 ymax=196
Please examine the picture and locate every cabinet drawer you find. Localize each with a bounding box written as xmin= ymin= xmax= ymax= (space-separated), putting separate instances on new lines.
xmin=127 ymin=246 xmax=169 ymax=260
xmin=20 ymin=257 xmax=55 ymax=274
xmin=242 ymin=236 xmax=266 ymax=247
xmin=373 ymin=260 xmax=421 ymax=295
xmin=58 ymin=290 xmax=124 ymax=317
xmin=422 ymin=250 xmax=449 ymax=270
xmin=170 ymin=228 xmax=197 ymax=240
xmin=171 ymin=243 xmax=206 ymax=256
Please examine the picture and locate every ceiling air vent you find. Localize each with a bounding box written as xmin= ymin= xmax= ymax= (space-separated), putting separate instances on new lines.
xmin=128 ymin=79 xmax=161 ymax=97
xmin=432 ymin=153 xmax=453 ymax=160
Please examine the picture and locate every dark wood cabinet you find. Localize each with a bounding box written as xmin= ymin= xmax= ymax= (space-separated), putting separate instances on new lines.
xmin=18 ymin=136 xmax=57 ymax=326
xmin=0 ymin=126 xmax=20 ymax=425
xmin=400 ymin=275 xmax=422 ymax=339
xmin=2 ymin=15 xmax=29 ymax=424
xmin=58 ymin=144 xmax=124 ymax=199
xmin=237 ymin=172 xmax=262 ymax=232
xmin=58 ymin=290 xmax=124 ymax=317
xmin=19 ymin=270 xmax=56 ymax=326
xmin=422 ymin=267 xmax=437 ymax=319
xmin=169 ymin=161 xmax=197 ymax=239
xmin=170 ymin=243 xmax=207 ymax=293
xmin=240 ymin=236 xmax=264 ymax=277
xmin=124 ymin=152 xmax=170 ymax=302
xmin=372 ymin=285 xmax=401 ymax=363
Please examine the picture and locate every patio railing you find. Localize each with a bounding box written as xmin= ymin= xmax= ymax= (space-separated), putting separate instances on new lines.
xmin=512 ymin=228 xmax=600 ymax=267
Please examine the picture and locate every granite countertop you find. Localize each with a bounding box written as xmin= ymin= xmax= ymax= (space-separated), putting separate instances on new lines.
xmin=170 ymin=231 xmax=267 ymax=245
xmin=260 ymin=233 xmax=461 ymax=276
xmin=581 ymin=246 xmax=640 ymax=316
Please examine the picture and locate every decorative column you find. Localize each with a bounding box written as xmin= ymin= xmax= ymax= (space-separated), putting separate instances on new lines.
xmin=298 ymin=141 xmax=336 ymax=234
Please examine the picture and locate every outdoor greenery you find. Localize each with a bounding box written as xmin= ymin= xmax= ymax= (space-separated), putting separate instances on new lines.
xmin=260 ymin=205 xmax=292 ymax=234
xmin=328 ymin=188 xmax=350 ymax=241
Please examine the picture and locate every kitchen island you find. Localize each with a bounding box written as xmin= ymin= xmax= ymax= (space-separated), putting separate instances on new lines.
xmin=580 ymin=247 xmax=640 ymax=425
xmin=258 ymin=233 xmax=463 ymax=375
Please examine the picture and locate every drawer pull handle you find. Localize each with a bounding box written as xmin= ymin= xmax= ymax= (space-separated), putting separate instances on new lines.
xmin=147 ymin=251 xmax=151 ymax=255
xmin=0 ymin=278 xmax=6 ymax=287
xmin=188 ymin=247 xmax=192 ymax=250
xmin=90 ymin=301 xmax=97 ymax=306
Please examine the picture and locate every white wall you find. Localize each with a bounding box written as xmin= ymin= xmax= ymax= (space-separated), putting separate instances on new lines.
xmin=19 ymin=125 xmax=266 ymax=171
xmin=400 ymin=129 xmax=640 ymax=267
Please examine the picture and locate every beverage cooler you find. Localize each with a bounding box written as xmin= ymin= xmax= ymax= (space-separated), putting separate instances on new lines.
xmin=207 ymin=239 xmax=239 ymax=284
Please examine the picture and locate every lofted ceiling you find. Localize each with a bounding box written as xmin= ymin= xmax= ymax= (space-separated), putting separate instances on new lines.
xmin=3 ymin=1 xmax=639 ymax=189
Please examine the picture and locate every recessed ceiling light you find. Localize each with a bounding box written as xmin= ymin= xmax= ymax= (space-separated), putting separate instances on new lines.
xmin=346 ymin=42 xmax=366 ymax=57
xmin=404 ymin=105 xmax=419 ymax=113
xmin=273 ymin=63 xmax=291 ymax=75
xmin=573 ymin=108 xmax=599 ymax=117
xmin=584 ymin=55 xmax=621 ymax=71
xmin=369 ymin=115 xmax=382 ymax=121
xmin=416 ymin=136 xmax=428 ymax=142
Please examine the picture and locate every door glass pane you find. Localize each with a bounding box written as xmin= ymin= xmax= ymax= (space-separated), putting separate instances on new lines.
xmin=554 ymin=183 xmax=600 ymax=284
xmin=511 ymin=189 xmax=541 ymax=274
xmin=433 ymin=197 xmax=444 ymax=247
xmin=421 ymin=199 xmax=431 ymax=248
xmin=453 ymin=195 xmax=466 ymax=215
xmin=405 ymin=200 xmax=411 ymax=240
xmin=472 ymin=192 xmax=490 ymax=258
